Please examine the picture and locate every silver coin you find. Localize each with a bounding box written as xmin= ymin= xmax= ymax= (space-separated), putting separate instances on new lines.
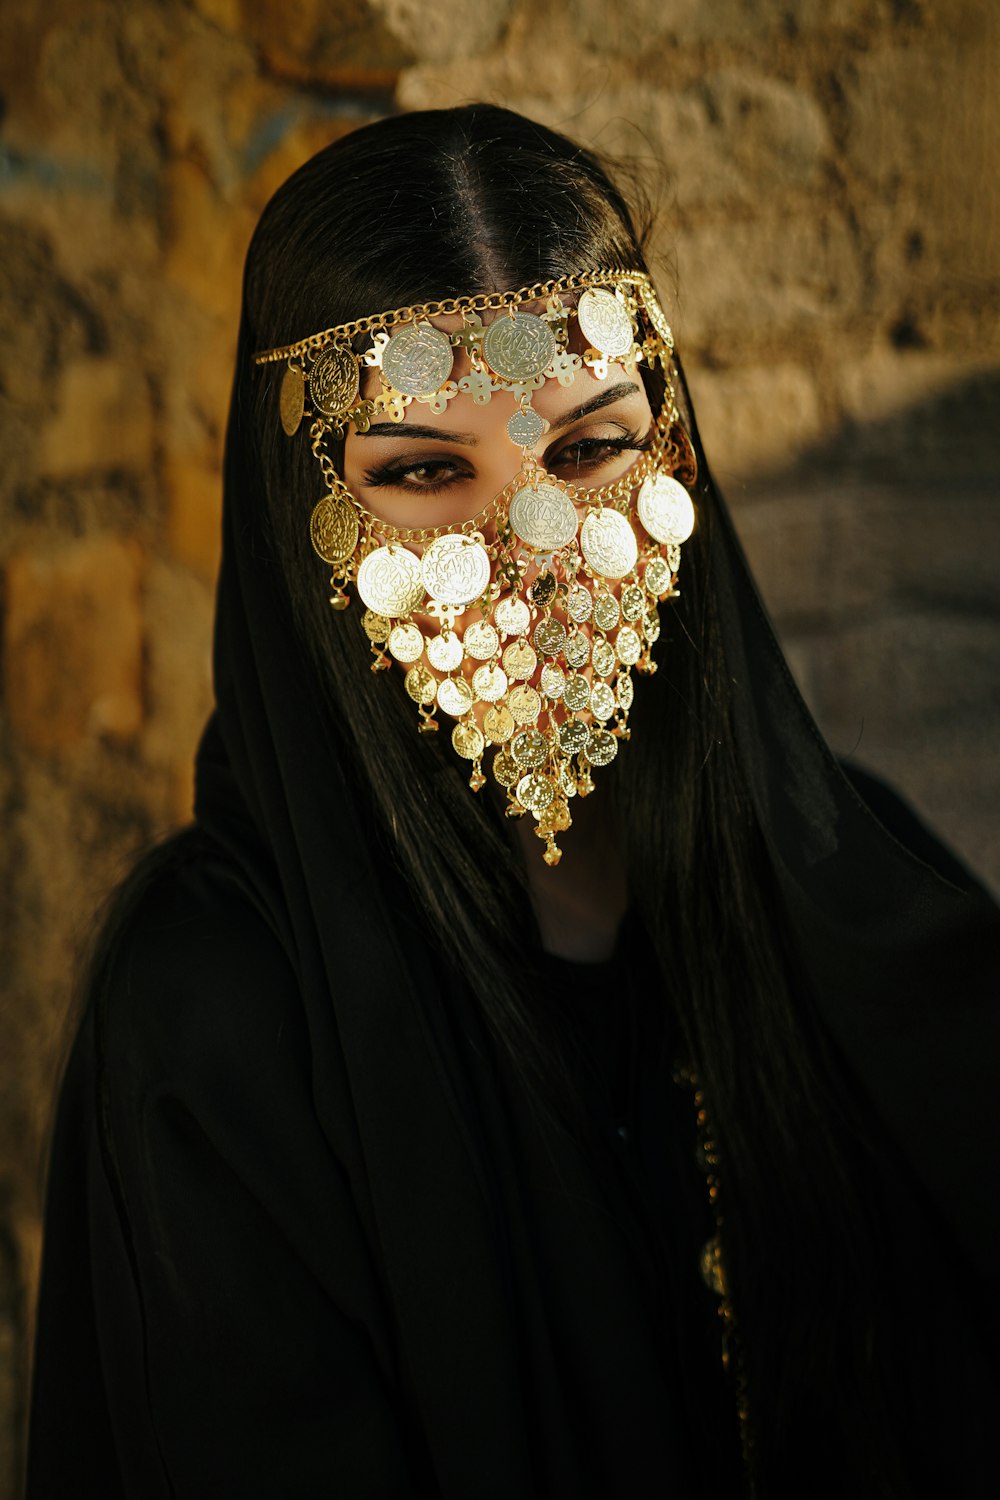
xmin=381 ymin=323 xmax=454 ymax=397
xmin=483 ymin=312 xmax=556 ymax=382
xmin=563 ymin=674 xmax=591 ymax=712
xmin=589 ymin=682 xmax=616 ymax=721
xmin=506 ymin=405 xmax=546 ymax=448
xmin=357 ymin=545 xmax=424 ymax=617
xmin=577 ymin=288 xmax=635 ymax=360
xmin=472 ymin=663 xmax=508 ymax=702
xmin=387 ymin=622 xmax=424 ymax=662
xmin=421 ymin=534 xmax=491 ymax=607
xmin=583 ymin=726 xmax=618 ymax=767
xmin=509 ymin=482 xmax=579 ymax=552
xmin=437 ymin=676 xmax=474 ymax=717
xmin=580 ymin=508 xmax=639 ymax=580
xmin=591 ymin=639 xmax=616 ymax=678
xmin=559 ymin=718 xmax=589 ymax=755
xmin=637 ymin=473 xmax=696 ymax=546
xmin=563 ymin=631 xmax=590 ymax=669
xmin=462 ymin=620 xmax=500 ymax=661
xmin=495 ymin=596 xmax=531 ymax=637
xmin=426 ymin=632 xmax=464 ymax=673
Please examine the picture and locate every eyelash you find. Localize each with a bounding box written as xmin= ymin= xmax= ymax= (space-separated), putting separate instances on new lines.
xmin=362 ymin=428 xmax=651 ymax=495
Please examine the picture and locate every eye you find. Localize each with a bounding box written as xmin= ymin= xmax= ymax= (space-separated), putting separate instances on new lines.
xmin=547 ymin=424 xmax=651 ymax=476
xmin=363 ymin=456 xmax=473 ymax=494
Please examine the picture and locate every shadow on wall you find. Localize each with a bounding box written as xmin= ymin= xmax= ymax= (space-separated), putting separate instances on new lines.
xmin=721 ymin=363 xmax=1000 ymax=894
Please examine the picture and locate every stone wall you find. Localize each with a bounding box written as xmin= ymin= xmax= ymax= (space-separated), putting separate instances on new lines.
xmin=1 ymin=0 xmax=997 ymax=1488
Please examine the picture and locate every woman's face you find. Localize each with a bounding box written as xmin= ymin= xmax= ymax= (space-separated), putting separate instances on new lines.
xmin=342 ymin=313 xmax=655 ymax=532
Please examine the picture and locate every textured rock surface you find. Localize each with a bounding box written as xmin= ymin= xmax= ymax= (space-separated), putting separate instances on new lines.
xmin=1 ymin=1 xmax=998 ymax=1488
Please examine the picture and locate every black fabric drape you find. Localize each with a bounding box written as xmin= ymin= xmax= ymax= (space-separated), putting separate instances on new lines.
xmin=27 ymin=345 xmax=1000 ymax=1497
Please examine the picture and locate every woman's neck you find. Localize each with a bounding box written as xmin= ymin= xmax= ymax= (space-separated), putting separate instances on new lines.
xmin=513 ymin=791 xmax=628 ymax=963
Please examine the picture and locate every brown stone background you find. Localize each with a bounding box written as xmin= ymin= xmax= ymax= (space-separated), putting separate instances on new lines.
xmin=1 ymin=0 xmax=998 ymax=1489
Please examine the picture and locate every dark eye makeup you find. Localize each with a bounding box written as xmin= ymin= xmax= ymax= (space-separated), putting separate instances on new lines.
xmin=361 ymin=423 xmax=653 ymax=496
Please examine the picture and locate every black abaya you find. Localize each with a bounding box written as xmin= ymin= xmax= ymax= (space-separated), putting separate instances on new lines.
xmin=26 ymin=337 xmax=1000 ymax=1495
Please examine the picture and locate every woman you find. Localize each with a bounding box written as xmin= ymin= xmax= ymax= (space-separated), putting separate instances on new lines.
xmin=27 ymin=104 xmax=1000 ymax=1498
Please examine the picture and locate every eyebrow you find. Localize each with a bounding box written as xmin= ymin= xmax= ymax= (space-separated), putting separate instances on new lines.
xmin=355 ymin=379 xmax=641 ymax=444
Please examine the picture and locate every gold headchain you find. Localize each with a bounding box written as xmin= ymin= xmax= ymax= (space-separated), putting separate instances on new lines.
xmin=253 ymin=269 xmax=698 ymax=865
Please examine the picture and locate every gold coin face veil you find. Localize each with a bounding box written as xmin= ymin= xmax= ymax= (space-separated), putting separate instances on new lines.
xmin=253 ymin=270 xmax=698 ymax=865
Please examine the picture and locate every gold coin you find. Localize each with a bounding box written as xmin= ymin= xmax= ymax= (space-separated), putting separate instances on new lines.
xmin=310 ymin=496 xmax=360 ymax=565
xmin=503 ymin=639 xmax=537 ymax=681
xmin=616 ymin=626 xmax=642 ymax=666
xmin=280 ymin=364 xmax=305 ymax=435
xmin=427 ymin=633 xmax=464 ymax=672
xmin=388 ymin=622 xmax=424 ymax=662
xmin=563 ymin=674 xmax=591 ymax=712
xmin=357 ymin=544 xmax=424 ymax=616
xmin=421 ymin=534 xmax=491 ymax=608
xmin=495 ymin=596 xmax=530 ymax=637
xmin=580 ymin=508 xmax=638 ymax=580
xmin=567 ymin=585 xmax=592 ymax=624
xmin=533 ymin=618 xmax=567 ymax=657
xmin=472 ymin=663 xmax=508 ymax=702
xmin=463 ymin=620 xmax=499 ymax=661
xmin=362 ymin=610 xmax=391 ymax=642
xmin=643 ymin=609 xmax=661 ymax=644
xmin=559 ymin=718 xmax=589 ymax=755
xmin=437 ymin=676 xmax=474 ymax=717
xmin=563 ymin=631 xmax=590 ymax=670
xmin=637 ymin=472 xmax=695 ymax=546
xmin=539 ymin=663 xmax=565 ymax=700
xmin=511 ymin=728 xmax=548 ymax=769
xmin=508 ymin=684 xmax=542 ymax=725
xmin=589 ymin=682 xmax=616 ymax=721
xmin=483 ymin=705 xmax=515 ymax=744
xmin=381 ymin=323 xmax=454 ymax=397
xmin=483 ymin=312 xmax=556 ymax=382
xmin=617 ymin=673 xmax=635 ymax=710
xmin=591 ymin=639 xmax=616 ymax=678
xmin=509 ymin=482 xmax=579 ymax=552
xmin=516 ymin=772 xmax=554 ymax=814
xmin=404 ymin=665 xmax=436 ymax=705
xmin=309 ymin=344 xmax=360 ymax=418
xmin=577 ymin=288 xmax=635 ymax=360
xmin=493 ymin=749 xmax=520 ymax=787
xmin=643 ymin=556 xmax=672 ymax=596
xmin=530 ymin=570 xmax=557 ymax=608
xmin=452 ymin=721 xmax=485 ymax=761
xmin=621 ymin=583 xmax=645 ymax=622
xmin=593 ymin=592 xmax=621 ymax=632
xmin=666 ymin=543 xmax=681 ymax=573
xmin=583 ymin=726 xmax=618 ymax=766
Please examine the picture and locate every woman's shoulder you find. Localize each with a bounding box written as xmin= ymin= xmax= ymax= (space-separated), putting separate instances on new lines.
xmin=94 ymin=827 xmax=306 ymax=1100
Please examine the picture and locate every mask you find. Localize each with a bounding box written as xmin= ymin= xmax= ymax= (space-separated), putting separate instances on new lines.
xmin=254 ymin=270 xmax=697 ymax=864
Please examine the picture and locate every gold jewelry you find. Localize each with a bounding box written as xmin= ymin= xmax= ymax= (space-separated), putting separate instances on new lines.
xmin=254 ymin=270 xmax=697 ymax=865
